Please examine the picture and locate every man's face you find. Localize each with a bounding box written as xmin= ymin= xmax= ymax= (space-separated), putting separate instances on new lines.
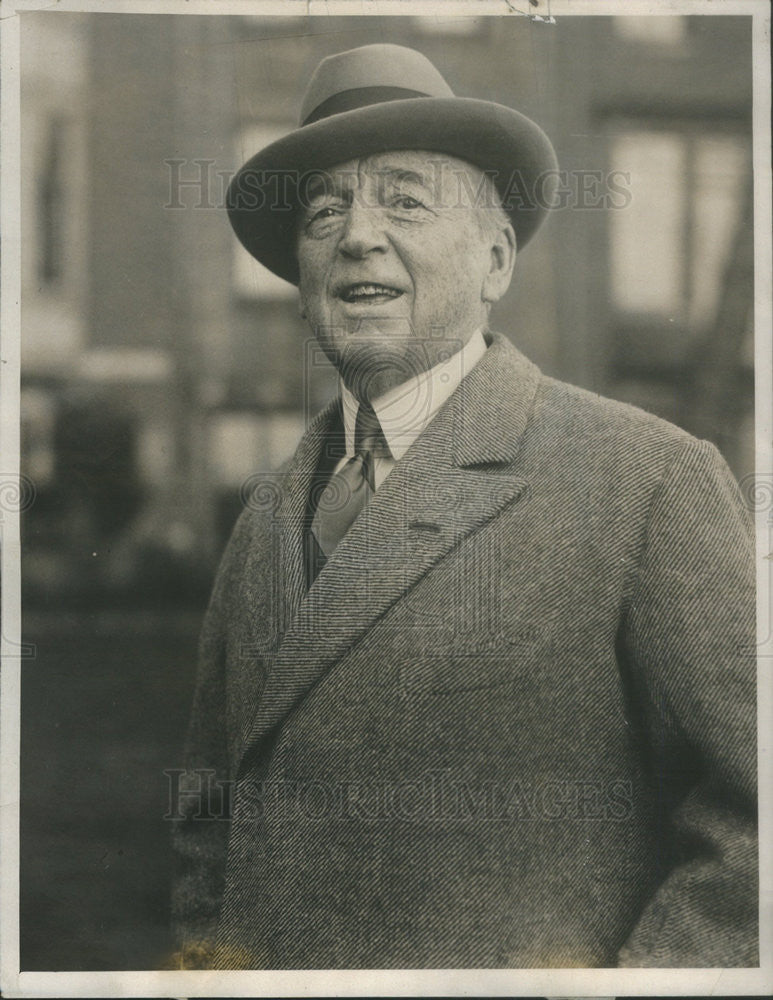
xmin=296 ymin=150 xmax=513 ymax=400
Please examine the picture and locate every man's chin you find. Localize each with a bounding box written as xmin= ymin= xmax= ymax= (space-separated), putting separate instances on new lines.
xmin=339 ymin=313 xmax=413 ymax=339
xmin=334 ymin=338 xmax=436 ymax=401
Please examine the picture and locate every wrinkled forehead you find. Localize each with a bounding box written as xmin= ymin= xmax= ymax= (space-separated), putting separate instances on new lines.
xmin=304 ymin=150 xmax=484 ymax=200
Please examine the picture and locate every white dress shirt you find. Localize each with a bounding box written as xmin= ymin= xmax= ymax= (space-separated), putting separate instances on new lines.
xmin=336 ymin=329 xmax=488 ymax=489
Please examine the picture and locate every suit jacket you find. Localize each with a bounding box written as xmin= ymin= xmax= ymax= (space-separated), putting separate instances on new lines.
xmin=171 ymin=332 xmax=757 ymax=969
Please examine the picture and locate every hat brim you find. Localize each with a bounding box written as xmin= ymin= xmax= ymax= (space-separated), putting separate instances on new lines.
xmin=226 ymin=96 xmax=558 ymax=285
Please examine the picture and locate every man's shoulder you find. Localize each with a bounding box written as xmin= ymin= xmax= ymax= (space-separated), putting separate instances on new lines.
xmin=516 ymin=370 xmax=742 ymax=534
xmin=488 ymin=333 xmax=697 ymax=462
xmin=510 ymin=360 xmax=719 ymax=496
xmin=523 ymin=364 xmax=701 ymax=468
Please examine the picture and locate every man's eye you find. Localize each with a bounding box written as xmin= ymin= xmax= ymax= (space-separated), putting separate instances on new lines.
xmin=309 ymin=206 xmax=342 ymax=222
xmin=303 ymin=204 xmax=346 ymax=235
xmin=392 ymin=195 xmax=424 ymax=210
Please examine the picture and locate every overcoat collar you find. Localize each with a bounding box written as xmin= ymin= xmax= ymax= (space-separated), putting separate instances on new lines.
xmin=236 ymin=333 xmax=540 ymax=773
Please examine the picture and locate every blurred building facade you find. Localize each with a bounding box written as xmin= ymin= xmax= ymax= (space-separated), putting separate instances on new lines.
xmin=20 ymin=12 xmax=755 ymax=607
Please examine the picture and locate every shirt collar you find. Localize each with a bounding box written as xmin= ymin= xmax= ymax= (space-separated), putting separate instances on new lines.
xmin=339 ymin=329 xmax=488 ymax=461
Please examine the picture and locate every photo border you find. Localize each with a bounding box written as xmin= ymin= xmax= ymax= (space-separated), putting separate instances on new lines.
xmin=1 ymin=0 xmax=771 ymax=996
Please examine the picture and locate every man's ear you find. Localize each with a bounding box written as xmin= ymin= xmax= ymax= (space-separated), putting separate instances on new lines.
xmin=482 ymin=222 xmax=516 ymax=305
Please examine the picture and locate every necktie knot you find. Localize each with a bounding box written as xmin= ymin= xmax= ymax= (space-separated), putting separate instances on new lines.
xmin=354 ymin=402 xmax=385 ymax=457
xmin=309 ymin=402 xmax=388 ymax=575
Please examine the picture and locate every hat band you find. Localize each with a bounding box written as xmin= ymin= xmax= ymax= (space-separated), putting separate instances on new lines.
xmin=302 ymin=86 xmax=430 ymax=126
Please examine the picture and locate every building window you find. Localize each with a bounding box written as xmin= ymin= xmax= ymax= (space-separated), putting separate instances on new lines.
xmin=232 ymin=122 xmax=297 ymax=301
xmin=609 ymin=130 xmax=686 ymax=317
xmin=208 ymin=410 xmax=305 ymax=488
xmin=608 ymin=126 xmax=749 ymax=333
xmin=38 ymin=114 xmax=66 ymax=287
xmin=21 ymin=386 xmax=57 ymax=487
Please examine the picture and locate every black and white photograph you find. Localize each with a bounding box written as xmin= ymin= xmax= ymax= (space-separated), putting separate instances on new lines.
xmin=1 ymin=1 xmax=771 ymax=996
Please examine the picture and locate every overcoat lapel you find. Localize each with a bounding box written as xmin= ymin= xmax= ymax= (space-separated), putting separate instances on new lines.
xmin=228 ymin=397 xmax=340 ymax=764
xmin=272 ymin=397 xmax=341 ymax=634
xmin=236 ymin=334 xmax=540 ymax=772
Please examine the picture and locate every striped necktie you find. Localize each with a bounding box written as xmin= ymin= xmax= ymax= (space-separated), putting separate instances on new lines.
xmin=310 ymin=402 xmax=386 ymax=561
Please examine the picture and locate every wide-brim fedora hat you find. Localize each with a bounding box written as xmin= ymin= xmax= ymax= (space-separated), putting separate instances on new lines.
xmin=226 ymin=43 xmax=558 ymax=285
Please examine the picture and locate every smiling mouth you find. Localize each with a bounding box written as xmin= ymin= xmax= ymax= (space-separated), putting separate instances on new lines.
xmin=338 ymin=283 xmax=404 ymax=303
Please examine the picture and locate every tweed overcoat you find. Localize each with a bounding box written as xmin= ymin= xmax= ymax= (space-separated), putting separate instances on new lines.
xmin=171 ymin=333 xmax=757 ymax=969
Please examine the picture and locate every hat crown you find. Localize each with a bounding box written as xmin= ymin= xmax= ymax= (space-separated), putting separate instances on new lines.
xmin=300 ymin=44 xmax=454 ymax=126
xmin=227 ymin=43 xmax=558 ymax=283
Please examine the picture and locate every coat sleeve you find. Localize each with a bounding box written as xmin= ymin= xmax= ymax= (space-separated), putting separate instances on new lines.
xmin=169 ymin=512 xmax=252 ymax=968
xmin=616 ymin=437 xmax=758 ymax=967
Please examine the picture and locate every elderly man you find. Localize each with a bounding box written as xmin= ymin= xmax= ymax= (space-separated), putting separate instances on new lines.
xmin=171 ymin=44 xmax=757 ymax=969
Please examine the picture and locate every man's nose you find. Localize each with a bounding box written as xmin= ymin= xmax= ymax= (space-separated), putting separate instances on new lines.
xmin=338 ymin=199 xmax=388 ymax=258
